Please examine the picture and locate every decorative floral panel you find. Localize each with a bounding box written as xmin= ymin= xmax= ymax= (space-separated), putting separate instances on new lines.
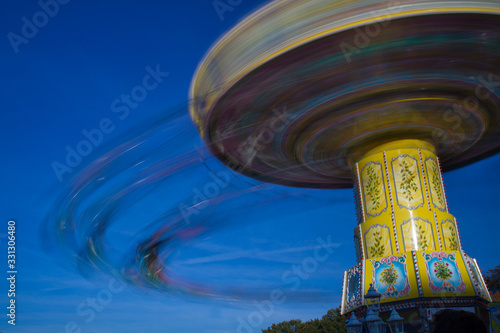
xmin=391 ymin=155 xmax=424 ymax=210
xmin=422 ymin=252 xmax=467 ymax=295
xmin=440 ymin=219 xmax=459 ymax=251
xmin=401 ymin=217 xmax=435 ymax=252
xmin=372 ymin=255 xmax=411 ymax=300
xmin=361 ymin=162 xmax=387 ymax=217
xmin=424 ymin=157 xmax=446 ymax=211
xmin=364 ymin=224 xmax=392 ymax=259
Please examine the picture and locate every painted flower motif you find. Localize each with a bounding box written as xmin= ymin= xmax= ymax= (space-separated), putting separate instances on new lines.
xmin=398 ymin=160 xmax=418 ymax=201
xmin=429 ymin=161 xmax=444 ymax=207
xmin=380 ymin=263 xmax=398 ymax=285
xmin=434 ymin=261 xmax=452 ymax=281
xmin=368 ymin=230 xmax=385 ymax=258
xmin=365 ymin=164 xmax=382 ymax=210
xmin=447 ymin=225 xmax=459 ymax=251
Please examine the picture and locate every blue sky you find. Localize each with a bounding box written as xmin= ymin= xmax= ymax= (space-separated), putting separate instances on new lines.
xmin=1 ymin=1 xmax=499 ymax=332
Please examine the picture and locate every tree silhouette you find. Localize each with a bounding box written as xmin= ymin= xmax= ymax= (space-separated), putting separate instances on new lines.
xmin=262 ymin=308 xmax=347 ymax=333
xmin=484 ymin=264 xmax=500 ymax=290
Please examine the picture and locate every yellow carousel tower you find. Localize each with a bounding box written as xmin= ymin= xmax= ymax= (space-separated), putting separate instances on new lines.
xmin=342 ymin=139 xmax=491 ymax=329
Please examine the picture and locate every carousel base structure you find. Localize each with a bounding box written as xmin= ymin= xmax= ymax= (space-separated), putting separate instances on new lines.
xmin=341 ymin=140 xmax=491 ymax=331
xmin=342 ymin=254 xmax=491 ymax=332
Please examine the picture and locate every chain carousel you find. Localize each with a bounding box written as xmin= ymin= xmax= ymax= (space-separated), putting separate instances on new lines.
xmin=189 ymin=0 xmax=500 ymax=331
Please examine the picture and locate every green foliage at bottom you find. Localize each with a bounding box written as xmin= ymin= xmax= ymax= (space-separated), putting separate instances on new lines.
xmin=262 ymin=308 xmax=347 ymax=333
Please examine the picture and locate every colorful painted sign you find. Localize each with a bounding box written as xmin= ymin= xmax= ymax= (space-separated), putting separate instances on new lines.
xmin=421 ymin=252 xmax=467 ymax=295
xmin=372 ymin=255 xmax=411 ymax=299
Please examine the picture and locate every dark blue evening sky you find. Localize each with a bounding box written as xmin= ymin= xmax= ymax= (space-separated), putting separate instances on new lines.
xmin=1 ymin=1 xmax=499 ymax=332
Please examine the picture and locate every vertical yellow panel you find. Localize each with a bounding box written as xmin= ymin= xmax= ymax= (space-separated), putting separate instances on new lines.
xmin=360 ymin=162 xmax=387 ymax=217
xmin=400 ymin=217 xmax=436 ymax=252
xmin=424 ymin=157 xmax=446 ymax=212
xmin=391 ymin=155 xmax=424 ymax=210
xmin=363 ymin=223 xmax=393 ymax=259
xmin=440 ymin=219 xmax=460 ymax=251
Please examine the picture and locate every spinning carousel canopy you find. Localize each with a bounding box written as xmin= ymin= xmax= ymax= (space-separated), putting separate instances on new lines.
xmin=190 ymin=0 xmax=500 ymax=188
